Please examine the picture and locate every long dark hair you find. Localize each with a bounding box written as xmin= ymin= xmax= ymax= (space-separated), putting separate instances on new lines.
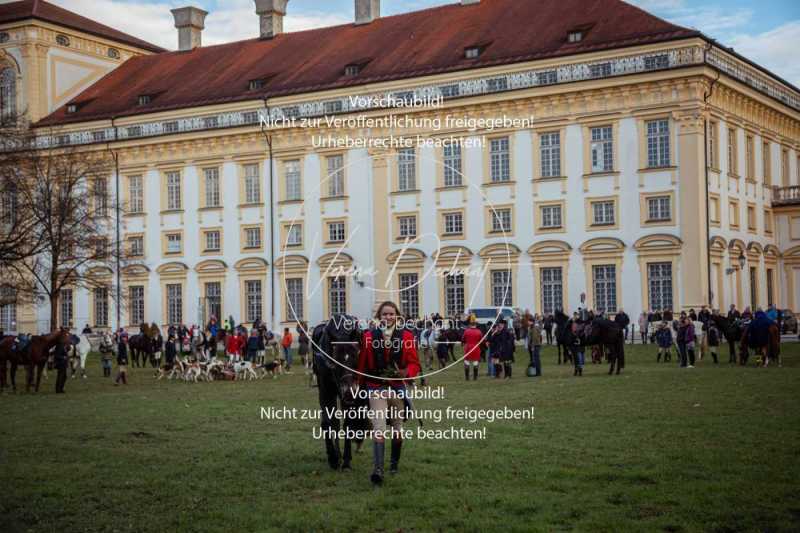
xmin=374 ymin=301 xmax=402 ymax=320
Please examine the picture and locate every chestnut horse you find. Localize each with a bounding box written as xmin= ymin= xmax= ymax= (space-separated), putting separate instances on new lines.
xmin=1 ymin=330 xmax=70 ymax=393
xmin=740 ymin=320 xmax=781 ymax=367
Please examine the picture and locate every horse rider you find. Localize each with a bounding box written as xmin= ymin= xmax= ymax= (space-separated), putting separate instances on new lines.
xmin=357 ymin=300 xmax=421 ymax=486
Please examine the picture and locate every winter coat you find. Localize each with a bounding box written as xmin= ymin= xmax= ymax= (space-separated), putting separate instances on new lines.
xmin=655 ymin=328 xmax=673 ymax=348
xmin=461 ymin=327 xmax=484 ymax=362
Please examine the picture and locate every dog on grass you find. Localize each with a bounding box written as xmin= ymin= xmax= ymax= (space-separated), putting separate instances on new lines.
xmin=257 ymin=359 xmax=284 ymax=379
xmin=233 ymin=361 xmax=259 ymax=381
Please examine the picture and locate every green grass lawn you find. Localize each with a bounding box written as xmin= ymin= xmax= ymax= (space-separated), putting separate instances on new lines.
xmin=2 ymin=343 xmax=799 ymax=533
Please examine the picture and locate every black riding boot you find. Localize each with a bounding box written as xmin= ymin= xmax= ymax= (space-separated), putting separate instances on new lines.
xmin=371 ymin=441 xmax=385 ymax=486
xmin=473 ymin=366 xmax=478 ymax=380
xmin=464 ymin=366 xmax=470 ymax=381
xmin=504 ymin=363 xmax=512 ymax=378
xmin=390 ymin=439 xmax=402 ymax=474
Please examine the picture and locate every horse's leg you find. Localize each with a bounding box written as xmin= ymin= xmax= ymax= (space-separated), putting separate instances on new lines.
xmin=25 ymin=363 xmax=33 ymax=393
xmin=318 ymin=381 xmax=340 ymax=470
xmin=0 ymin=357 xmax=6 ymax=392
xmin=10 ymin=360 xmax=17 ymax=392
xmin=608 ymin=345 xmax=615 ymax=375
xmin=557 ymin=342 xmax=562 ymax=365
xmin=342 ymin=416 xmax=353 ymax=470
xmin=35 ymin=361 xmax=45 ymax=392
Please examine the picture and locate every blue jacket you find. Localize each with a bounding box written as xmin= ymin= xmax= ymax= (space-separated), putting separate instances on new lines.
xmin=655 ymin=328 xmax=673 ymax=348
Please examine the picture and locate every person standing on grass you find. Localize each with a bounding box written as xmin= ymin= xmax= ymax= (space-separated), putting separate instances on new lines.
xmin=527 ymin=319 xmax=542 ymax=377
xmin=461 ymin=318 xmax=483 ymax=381
xmin=53 ymin=332 xmax=69 ymax=393
xmin=705 ymin=320 xmax=720 ymax=364
xmin=246 ymin=329 xmax=260 ymax=362
xmin=296 ymin=322 xmax=310 ymax=367
xmin=638 ymin=312 xmax=649 ymax=344
xmin=676 ymin=314 xmax=696 ymax=368
xmin=489 ymin=320 xmax=515 ymax=378
xmin=419 ymin=322 xmax=434 ymax=370
xmin=356 ymin=301 xmax=420 ymax=486
xmin=614 ymin=308 xmax=630 ymax=343
xmin=655 ymin=322 xmax=672 ymax=362
xmin=281 ymin=328 xmax=293 ymax=371
xmin=434 ymin=326 xmax=450 ymax=370
xmin=115 ymin=334 xmax=129 ymax=385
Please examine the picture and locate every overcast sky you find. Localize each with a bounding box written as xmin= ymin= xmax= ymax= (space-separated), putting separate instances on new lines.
xmin=9 ymin=0 xmax=800 ymax=86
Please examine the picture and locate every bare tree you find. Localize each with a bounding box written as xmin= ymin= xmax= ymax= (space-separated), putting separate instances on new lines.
xmin=7 ymin=137 xmax=124 ymax=332
xmin=0 ymin=112 xmax=42 ymax=268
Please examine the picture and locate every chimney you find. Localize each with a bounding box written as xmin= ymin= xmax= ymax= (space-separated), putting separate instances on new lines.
xmin=254 ymin=0 xmax=289 ymax=39
xmin=171 ymin=6 xmax=208 ymax=51
xmin=355 ymin=0 xmax=380 ymax=25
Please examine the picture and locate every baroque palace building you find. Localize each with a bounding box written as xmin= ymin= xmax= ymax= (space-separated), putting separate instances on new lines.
xmin=1 ymin=0 xmax=799 ymax=332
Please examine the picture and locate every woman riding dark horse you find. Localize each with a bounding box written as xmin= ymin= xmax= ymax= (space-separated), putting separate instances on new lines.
xmin=312 ymin=314 xmax=368 ymax=471
xmin=740 ymin=310 xmax=781 ymax=367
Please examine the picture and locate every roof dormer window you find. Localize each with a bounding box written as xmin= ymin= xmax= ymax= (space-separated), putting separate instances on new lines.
xmin=56 ymin=34 xmax=70 ymax=47
xmin=66 ymin=104 xmax=77 ymax=114
xmin=138 ymin=94 xmax=152 ymax=106
xmin=568 ymin=31 xmax=583 ymax=43
xmin=344 ymin=64 xmax=361 ymax=77
xmin=249 ymin=78 xmax=265 ymax=91
xmin=465 ymin=47 xmax=481 ymax=59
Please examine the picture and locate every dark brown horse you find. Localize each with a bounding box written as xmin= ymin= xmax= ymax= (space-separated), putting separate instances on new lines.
xmin=576 ymin=319 xmax=625 ymax=375
xmin=740 ymin=319 xmax=781 ymax=367
xmin=1 ymin=330 xmax=70 ymax=393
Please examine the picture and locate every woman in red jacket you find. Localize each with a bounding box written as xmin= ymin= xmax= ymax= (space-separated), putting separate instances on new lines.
xmin=357 ymin=301 xmax=420 ymax=486
xmin=461 ymin=318 xmax=484 ymax=381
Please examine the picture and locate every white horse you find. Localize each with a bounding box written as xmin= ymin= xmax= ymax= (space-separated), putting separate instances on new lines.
xmin=70 ymin=334 xmax=92 ymax=378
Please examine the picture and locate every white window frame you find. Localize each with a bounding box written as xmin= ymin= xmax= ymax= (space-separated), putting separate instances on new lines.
xmin=541 ymin=267 xmax=563 ymax=314
xmin=398 ymin=148 xmax=416 ymax=191
xmin=444 ymin=212 xmax=463 ymax=235
xmin=541 ymin=205 xmax=562 ymax=228
xmin=592 ymin=201 xmax=615 ymax=225
xmin=205 ymin=230 xmax=220 ymax=252
xmin=540 ymin=132 xmax=561 ymax=177
xmin=245 ymin=280 xmax=262 ymax=323
xmin=398 ymin=273 xmax=420 ymax=319
xmin=245 ymin=227 xmax=262 ymax=249
xmin=647 ymin=262 xmax=672 ymax=311
xmin=328 ymin=276 xmax=347 ymax=316
xmin=244 ymin=163 xmax=261 ymax=204
xmin=328 ymin=222 xmax=345 ymax=243
xmin=491 ymin=270 xmax=512 ymax=307
xmin=166 ymin=171 xmax=181 ymax=210
xmin=204 ymin=167 xmax=220 ymax=207
xmin=167 ymin=284 xmax=182 ymax=325
xmin=443 ymin=144 xmax=462 ymax=187
xmin=647 ymin=196 xmax=671 ymax=221
xmin=285 ymin=160 xmax=302 ymax=201
xmin=593 ymin=265 xmax=617 ymax=313
xmin=590 ymin=126 xmax=613 ymax=172
xmin=129 ymin=175 xmax=143 ymax=213
xmin=287 ymin=224 xmax=302 ymax=246
xmin=646 ymin=119 xmax=670 ymax=168
xmin=398 ymin=216 xmax=417 ymax=238
xmin=491 ymin=208 xmax=512 ymax=233
xmin=327 ymin=155 xmax=345 ymax=197
xmin=166 ymin=233 xmax=182 ymax=254
xmin=129 ymin=286 xmax=145 ymax=325
xmin=490 ymin=137 xmax=511 ymax=182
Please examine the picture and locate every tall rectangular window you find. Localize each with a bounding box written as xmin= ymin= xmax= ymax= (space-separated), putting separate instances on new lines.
xmin=328 ymin=222 xmax=345 ymax=243
xmin=398 ymin=273 xmax=419 ymax=319
xmin=285 ymin=160 xmax=302 ymax=201
xmin=93 ymin=287 xmax=108 ymax=327
xmin=205 ymin=231 xmax=220 ymax=252
xmin=444 ymin=212 xmax=463 ymax=235
xmin=167 ymin=284 xmax=182 ymax=325
xmin=541 ymin=267 xmax=563 ymax=314
xmin=766 ymin=269 xmax=774 ymax=307
xmin=205 ymin=282 xmax=221 ymax=322
xmin=762 ymin=141 xmax=771 ymax=185
xmin=593 ymin=265 xmax=617 ymax=313
xmin=286 ymin=278 xmax=304 ymax=321
xmin=491 ymin=270 xmax=512 ymax=307
xmin=592 ymin=201 xmax=615 ymax=225
xmin=647 ymin=262 xmax=672 ymax=312
xmin=646 ymin=119 xmax=670 ymax=168
xmin=443 ymin=144 xmax=462 ymax=187
xmin=727 ymin=128 xmax=737 ymax=175
xmin=707 ymin=121 xmax=717 ymax=168
xmin=244 ymin=163 xmax=261 ymax=204
xmin=204 ymin=168 xmax=220 ymax=207
xmin=128 ymin=175 xmax=143 ymax=213
xmin=445 ymin=273 xmax=464 ymax=318
xmin=94 ymin=178 xmax=108 ymax=217
xmin=749 ymin=267 xmax=758 ymax=309
xmin=541 ymin=205 xmax=562 ymax=228
xmin=129 ymin=286 xmax=144 ymax=325
xmin=490 ymin=137 xmax=511 ymax=182
xmin=398 ymin=216 xmax=417 ymax=238
xmin=244 ymin=227 xmax=261 ymax=249
xmin=328 ymin=277 xmax=347 ymax=316
xmin=781 ymin=149 xmax=789 ymax=186
xmin=590 ymin=126 xmax=613 ymax=172
xmin=0 ymin=286 xmax=17 ymax=331
xmin=327 ymin=155 xmax=345 ymax=197
xmin=60 ymin=289 xmax=73 ymax=328
xmin=166 ymin=171 xmax=181 ymax=210
xmin=398 ymin=148 xmax=416 ymax=191
xmin=491 ymin=208 xmax=511 ymax=233
xmin=245 ymin=280 xmax=262 ymax=323
xmin=540 ymin=132 xmax=561 ymax=177
xmin=745 ymin=135 xmax=755 ymax=180
xmin=647 ymin=196 xmax=671 ymax=221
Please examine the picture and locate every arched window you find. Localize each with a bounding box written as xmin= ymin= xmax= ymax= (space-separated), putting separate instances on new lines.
xmin=0 ymin=67 xmax=16 ymax=119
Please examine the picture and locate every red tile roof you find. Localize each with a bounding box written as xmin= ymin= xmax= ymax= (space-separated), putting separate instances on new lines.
xmin=0 ymin=0 xmax=164 ymax=53
xmin=37 ymin=0 xmax=698 ymax=126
